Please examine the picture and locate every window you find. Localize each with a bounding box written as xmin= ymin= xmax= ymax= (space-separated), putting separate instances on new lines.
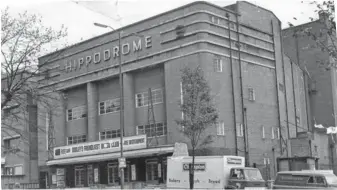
xmin=107 ymin=163 xmax=129 ymax=184
xmin=99 ymin=98 xmax=120 ymax=115
xmin=67 ymin=106 xmax=87 ymax=121
xmin=211 ymin=16 xmax=220 ymax=24
xmin=2 ymin=104 xmax=20 ymax=117
xmin=14 ymin=165 xmax=23 ymax=175
xmin=136 ymin=88 xmax=163 ymax=108
xmin=136 ymin=122 xmax=167 ymax=137
xmin=100 ymin=129 xmax=121 ymax=140
xmin=272 ymin=128 xmax=280 ymax=139
xmin=213 ymin=58 xmax=223 ymax=72
xmin=248 ymin=88 xmax=255 ymax=101
xmin=146 ymin=162 xmax=158 ymax=181
xmin=316 ymin=176 xmax=326 ymax=184
xmin=262 ymin=126 xmax=265 ymax=139
xmin=236 ymin=124 xmax=243 ymax=137
xmin=308 ymin=176 xmax=315 ymax=183
xmin=3 ymin=136 xmax=20 ymax=153
xmin=263 ymin=158 xmax=270 ymax=165
xmin=276 ymin=128 xmax=280 ymax=139
xmin=74 ymin=166 xmax=85 ymax=187
xmin=180 ymin=82 xmax=185 ymax=131
xmin=5 ymin=167 xmax=13 ymax=175
xmin=67 ymin=135 xmax=86 ymax=145
xmin=217 ymin=122 xmax=225 ymax=136
xmin=108 ymin=163 xmax=119 ymax=184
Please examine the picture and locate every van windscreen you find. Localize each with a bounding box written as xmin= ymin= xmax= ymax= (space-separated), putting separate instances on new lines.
xmin=243 ymin=169 xmax=264 ymax=181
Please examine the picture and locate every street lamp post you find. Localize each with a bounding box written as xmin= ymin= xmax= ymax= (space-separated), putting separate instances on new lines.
xmin=93 ymin=22 xmax=125 ymax=189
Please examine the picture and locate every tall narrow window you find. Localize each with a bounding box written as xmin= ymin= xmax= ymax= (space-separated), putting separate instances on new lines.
xmin=271 ymin=128 xmax=275 ymax=139
xmin=180 ymin=82 xmax=185 ymax=131
xmin=213 ymin=58 xmax=223 ymax=72
xmin=261 ymin=126 xmax=265 ymax=139
xmin=248 ymin=88 xmax=255 ymax=101
xmin=276 ymin=128 xmax=280 ymax=139
xmin=236 ymin=124 xmax=243 ymax=137
xmin=217 ymin=121 xmax=225 ymax=136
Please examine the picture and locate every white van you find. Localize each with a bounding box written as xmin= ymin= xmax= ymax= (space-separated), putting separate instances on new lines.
xmin=166 ymin=155 xmax=266 ymax=189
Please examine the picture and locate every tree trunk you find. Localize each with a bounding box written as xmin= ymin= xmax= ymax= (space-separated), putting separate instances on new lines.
xmin=189 ymin=147 xmax=195 ymax=189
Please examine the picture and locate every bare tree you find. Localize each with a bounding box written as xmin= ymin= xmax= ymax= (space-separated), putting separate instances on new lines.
xmin=176 ymin=66 xmax=218 ymax=189
xmin=1 ymin=7 xmax=67 ymax=156
xmin=289 ymin=0 xmax=336 ymax=70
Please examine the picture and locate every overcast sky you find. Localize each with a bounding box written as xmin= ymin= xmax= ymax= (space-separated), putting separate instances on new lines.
xmin=2 ymin=0 xmax=333 ymax=50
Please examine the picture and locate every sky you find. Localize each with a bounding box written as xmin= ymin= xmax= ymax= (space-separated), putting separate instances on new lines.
xmin=1 ymin=0 xmax=333 ymax=51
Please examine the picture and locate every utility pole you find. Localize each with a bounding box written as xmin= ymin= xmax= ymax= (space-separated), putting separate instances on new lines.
xmin=93 ymin=23 xmax=125 ymax=189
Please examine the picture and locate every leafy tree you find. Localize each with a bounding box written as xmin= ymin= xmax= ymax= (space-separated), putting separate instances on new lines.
xmin=1 ymin=7 xmax=67 ymax=156
xmin=289 ymin=0 xmax=336 ymax=70
xmin=176 ymin=66 xmax=218 ymax=189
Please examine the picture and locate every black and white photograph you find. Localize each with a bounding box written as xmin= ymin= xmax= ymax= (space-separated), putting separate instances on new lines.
xmin=1 ymin=0 xmax=337 ymax=189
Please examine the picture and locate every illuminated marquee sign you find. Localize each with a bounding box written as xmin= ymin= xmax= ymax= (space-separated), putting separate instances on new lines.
xmin=64 ymin=36 xmax=152 ymax=73
xmin=53 ymin=135 xmax=146 ymax=159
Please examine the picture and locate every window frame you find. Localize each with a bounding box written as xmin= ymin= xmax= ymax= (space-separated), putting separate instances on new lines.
xmin=67 ymin=105 xmax=87 ymax=121
xmin=216 ymin=121 xmax=225 ymax=136
xmin=213 ymin=57 xmax=223 ymax=72
xmin=135 ymin=88 xmax=163 ymax=108
xmin=248 ymin=87 xmax=255 ymax=101
xmin=146 ymin=160 xmax=159 ymax=181
xmin=107 ymin=162 xmax=130 ymax=185
xmin=136 ymin=122 xmax=167 ymax=138
xmin=67 ymin=135 xmax=87 ymax=145
xmin=99 ymin=129 xmax=121 ymax=140
xmin=98 ymin=98 xmax=121 ymax=115
xmin=236 ymin=124 xmax=244 ymax=137
xmin=74 ymin=165 xmax=85 ymax=187
xmin=262 ymin=126 xmax=265 ymax=139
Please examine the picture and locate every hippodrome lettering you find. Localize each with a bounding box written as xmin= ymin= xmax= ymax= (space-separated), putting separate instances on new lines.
xmin=64 ymin=36 xmax=152 ymax=73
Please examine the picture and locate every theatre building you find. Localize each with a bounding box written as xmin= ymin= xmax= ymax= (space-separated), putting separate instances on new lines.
xmin=37 ymin=1 xmax=314 ymax=188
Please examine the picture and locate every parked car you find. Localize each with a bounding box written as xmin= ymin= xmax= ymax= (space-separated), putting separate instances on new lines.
xmin=273 ymin=170 xmax=337 ymax=189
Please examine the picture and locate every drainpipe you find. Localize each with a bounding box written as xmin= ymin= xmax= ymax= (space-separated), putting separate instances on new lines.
xmin=226 ymin=12 xmax=238 ymax=156
xmin=293 ymin=33 xmax=299 ymax=136
xmin=235 ymin=2 xmax=249 ymax=165
xmin=244 ymin=108 xmax=250 ymax=166
xmin=270 ymin=20 xmax=283 ymax=156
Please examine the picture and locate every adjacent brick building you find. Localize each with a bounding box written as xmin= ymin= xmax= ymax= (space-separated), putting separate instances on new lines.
xmin=1 ymin=72 xmax=39 ymax=189
xmin=34 ymin=1 xmax=330 ymax=188
xmin=283 ymin=11 xmax=337 ymax=174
